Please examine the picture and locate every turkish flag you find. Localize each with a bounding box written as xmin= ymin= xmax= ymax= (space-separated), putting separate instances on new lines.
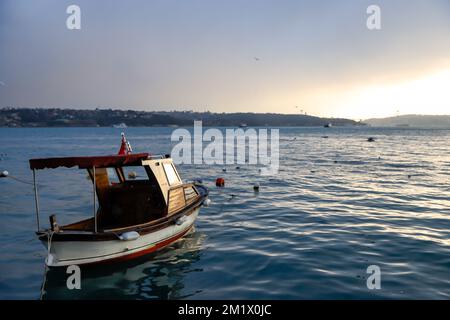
xmin=118 ymin=134 xmax=128 ymax=155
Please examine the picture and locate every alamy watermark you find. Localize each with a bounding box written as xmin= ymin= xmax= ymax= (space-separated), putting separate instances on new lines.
xmin=366 ymin=265 xmax=381 ymax=290
xmin=366 ymin=5 xmax=381 ymax=30
xmin=171 ymin=121 xmax=279 ymax=175
xmin=65 ymin=4 xmax=381 ymax=32
xmin=66 ymin=5 xmax=81 ymax=30
xmin=65 ymin=4 xmax=381 ymax=31
xmin=66 ymin=265 xmax=81 ymax=290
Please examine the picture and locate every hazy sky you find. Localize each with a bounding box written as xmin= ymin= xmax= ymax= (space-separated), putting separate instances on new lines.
xmin=0 ymin=0 xmax=449 ymax=119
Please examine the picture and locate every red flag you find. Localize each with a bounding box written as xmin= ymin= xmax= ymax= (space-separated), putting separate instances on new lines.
xmin=118 ymin=133 xmax=132 ymax=155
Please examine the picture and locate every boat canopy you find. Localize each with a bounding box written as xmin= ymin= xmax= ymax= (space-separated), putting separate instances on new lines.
xmin=29 ymin=153 xmax=149 ymax=170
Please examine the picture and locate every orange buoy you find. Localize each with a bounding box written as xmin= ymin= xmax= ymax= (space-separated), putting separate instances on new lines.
xmin=215 ymin=177 xmax=225 ymax=187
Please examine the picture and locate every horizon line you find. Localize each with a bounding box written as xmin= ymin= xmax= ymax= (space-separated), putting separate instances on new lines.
xmin=3 ymin=106 xmax=450 ymax=121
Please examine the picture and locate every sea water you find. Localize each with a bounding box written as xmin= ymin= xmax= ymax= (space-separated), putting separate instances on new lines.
xmin=0 ymin=127 xmax=449 ymax=299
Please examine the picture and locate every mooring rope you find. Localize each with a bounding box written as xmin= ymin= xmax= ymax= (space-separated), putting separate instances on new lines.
xmin=47 ymin=230 xmax=55 ymax=257
xmin=38 ymin=231 xmax=54 ymax=300
xmin=5 ymin=174 xmax=36 ymax=185
xmin=1 ymin=171 xmax=43 ymax=186
xmin=39 ymin=263 xmax=49 ymax=300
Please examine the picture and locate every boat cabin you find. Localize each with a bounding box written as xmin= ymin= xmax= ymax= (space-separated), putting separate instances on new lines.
xmin=29 ymin=153 xmax=202 ymax=233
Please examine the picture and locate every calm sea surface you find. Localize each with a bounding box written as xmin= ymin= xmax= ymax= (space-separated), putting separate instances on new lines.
xmin=0 ymin=127 xmax=449 ymax=299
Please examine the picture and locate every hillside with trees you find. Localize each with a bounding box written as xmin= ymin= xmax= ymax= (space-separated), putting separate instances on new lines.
xmin=0 ymin=108 xmax=364 ymax=127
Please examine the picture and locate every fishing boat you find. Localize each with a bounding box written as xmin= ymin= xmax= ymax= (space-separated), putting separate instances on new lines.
xmin=29 ymin=135 xmax=209 ymax=267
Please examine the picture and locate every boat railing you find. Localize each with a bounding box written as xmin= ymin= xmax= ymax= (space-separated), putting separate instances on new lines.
xmin=147 ymin=154 xmax=171 ymax=160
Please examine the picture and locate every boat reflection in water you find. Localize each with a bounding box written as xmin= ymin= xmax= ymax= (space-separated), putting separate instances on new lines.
xmin=41 ymin=228 xmax=206 ymax=299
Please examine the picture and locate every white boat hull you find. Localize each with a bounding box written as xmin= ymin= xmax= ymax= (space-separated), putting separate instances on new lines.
xmin=43 ymin=209 xmax=199 ymax=267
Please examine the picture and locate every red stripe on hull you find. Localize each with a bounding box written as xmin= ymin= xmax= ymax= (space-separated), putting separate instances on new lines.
xmin=61 ymin=225 xmax=193 ymax=267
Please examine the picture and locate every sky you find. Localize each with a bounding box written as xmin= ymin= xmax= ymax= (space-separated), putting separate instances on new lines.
xmin=0 ymin=0 xmax=449 ymax=119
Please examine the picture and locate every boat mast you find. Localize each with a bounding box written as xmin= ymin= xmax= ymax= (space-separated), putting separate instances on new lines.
xmin=93 ymin=166 xmax=97 ymax=233
xmin=32 ymin=169 xmax=40 ymax=231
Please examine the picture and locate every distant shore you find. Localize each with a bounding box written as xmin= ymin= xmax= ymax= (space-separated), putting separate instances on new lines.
xmin=0 ymin=108 xmax=365 ymax=128
xmin=365 ymin=114 xmax=450 ymax=128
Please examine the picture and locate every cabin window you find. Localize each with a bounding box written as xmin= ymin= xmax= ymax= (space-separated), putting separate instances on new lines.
xmin=106 ymin=168 xmax=120 ymax=184
xmin=122 ymin=166 xmax=149 ymax=181
xmin=184 ymin=186 xmax=198 ymax=202
xmin=163 ymin=163 xmax=180 ymax=185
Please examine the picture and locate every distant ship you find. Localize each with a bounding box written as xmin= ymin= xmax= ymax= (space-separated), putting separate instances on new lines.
xmin=113 ymin=123 xmax=127 ymax=128
xmin=239 ymin=123 xmax=248 ymax=128
xmin=324 ymin=123 xmax=332 ymax=128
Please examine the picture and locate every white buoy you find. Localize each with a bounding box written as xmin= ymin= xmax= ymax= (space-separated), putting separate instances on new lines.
xmin=203 ymin=198 xmax=212 ymax=207
xmin=119 ymin=231 xmax=140 ymax=241
xmin=0 ymin=170 xmax=8 ymax=178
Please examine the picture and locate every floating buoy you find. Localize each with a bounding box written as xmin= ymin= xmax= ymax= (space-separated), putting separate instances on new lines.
xmin=0 ymin=170 xmax=8 ymax=178
xmin=222 ymin=168 xmax=227 ymax=172
xmin=253 ymin=183 xmax=260 ymax=192
xmin=215 ymin=177 xmax=225 ymax=187
xmin=128 ymin=171 xmax=137 ymax=179
xmin=203 ymin=198 xmax=211 ymax=207
xmin=236 ymin=166 xmax=240 ymax=170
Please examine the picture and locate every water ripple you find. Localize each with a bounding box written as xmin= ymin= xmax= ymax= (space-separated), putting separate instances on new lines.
xmin=0 ymin=127 xmax=450 ymax=299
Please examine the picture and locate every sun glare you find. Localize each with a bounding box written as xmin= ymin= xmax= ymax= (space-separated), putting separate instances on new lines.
xmin=333 ymin=69 xmax=450 ymax=119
